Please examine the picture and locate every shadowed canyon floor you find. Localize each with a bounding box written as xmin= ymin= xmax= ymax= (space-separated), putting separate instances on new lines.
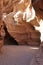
xmin=0 ymin=45 xmax=39 ymax=65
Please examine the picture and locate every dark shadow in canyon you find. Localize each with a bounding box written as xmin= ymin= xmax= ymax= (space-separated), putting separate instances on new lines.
xmin=4 ymin=25 xmax=18 ymax=45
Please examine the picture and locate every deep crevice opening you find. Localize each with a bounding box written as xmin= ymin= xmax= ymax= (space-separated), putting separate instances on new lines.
xmin=4 ymin=25 xmax=18 ymax=45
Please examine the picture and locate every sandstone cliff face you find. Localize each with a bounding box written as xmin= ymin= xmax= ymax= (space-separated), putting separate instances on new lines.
xmin=1 ymin=0 xmax=43 ymax=45
xmin=32 ymin=0 xmax=43 ymax=19
xmin=2 ymin=0 xmax=43 ymax=19
xmin=3 ymin=0 xmax=41 ymax=46
xmin=0 ymin=0 xmax=5 ymax=52
xmin=4 ymin=13 xmax=41 ymax=46
xmin=3 ymin=0 xmax=20 ymax=13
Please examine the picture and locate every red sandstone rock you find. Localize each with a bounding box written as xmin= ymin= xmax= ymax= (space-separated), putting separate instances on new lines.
xmin=0 ymin=0 xmax=5 ymax=53
xmin=33 ymin=0 xmax=43 ymax=19
xmin=31 ymin=30 xmax=41 ymax=42
xmin=3 ymin=0 xmax=20 ymax=13
xmin=3 ymin=0 xmax=41 ymax=46
xmin=0 ymin=21 xmax=5 ymax=53
xmin=4 ymin=13 xmax=41 ymax=46
xmin=27 ymin=39 xmax=40 ymax=46
xmin=30 ymin=17 xmax=40 ymax=26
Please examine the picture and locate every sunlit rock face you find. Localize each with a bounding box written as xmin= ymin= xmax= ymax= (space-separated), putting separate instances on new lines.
xmin=35 ymin=19 xmax=43 ymax=42
xmin=30 ymin=21 xmax=43 ymax=65
xmin=32 ymin=0 xmax=43 ymax=42
xmin=13 ymin=0 xmax=36 ymax=23
xmin=3 ymin=0 xmax=41 ymax=45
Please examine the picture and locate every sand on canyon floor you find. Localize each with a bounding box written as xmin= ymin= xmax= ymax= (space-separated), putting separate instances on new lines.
xmin=0 ymin=45 xmax=39 ymax=65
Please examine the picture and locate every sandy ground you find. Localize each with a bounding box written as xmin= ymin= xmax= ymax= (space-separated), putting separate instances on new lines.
xmin=0 ymin=45 xmax=39 ymax=65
